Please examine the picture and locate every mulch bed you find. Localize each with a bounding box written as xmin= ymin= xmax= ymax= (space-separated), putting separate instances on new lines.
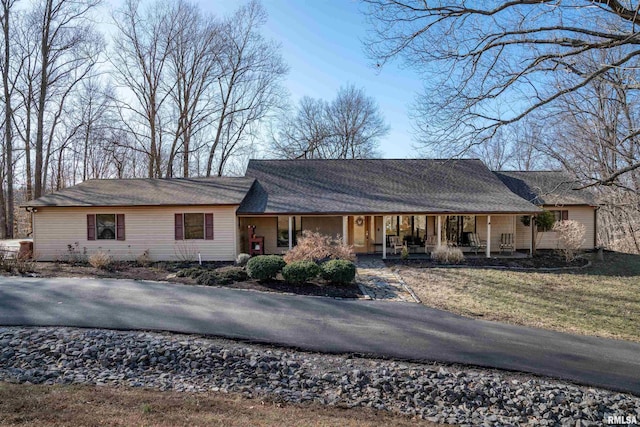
xmin=385 ymin=251 xmax=590 ymax=269
xmin=31 ymin=261 xmax=229 ymax=284
xmin=222 ymin=279 xmax=363 ymax=298
xmin=29 ymin=262 xmax=363 ymax=299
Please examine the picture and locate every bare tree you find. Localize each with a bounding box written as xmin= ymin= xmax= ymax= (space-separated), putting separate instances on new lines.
xmin=468 ymin=128 xmax=514 ymax=171
xmin=111 ymin=0 xmax=177 ymax=178
xmin=205 ymin=0 xmax=287 ymax=176
xmin=12 ymin=10 xmax=39 ymax=201
xmin=29 ymin=0 xmax=103 ymax=198
xmin=0 ymin=0 xmax=15 ymax=236
xmin=534 ymin=51 xmax=640 ymax=252
xmin=469 ymin=119 xmax=554 ymax=171
xmin=271 ymin=85 xmax=388 ymax=159
xmin=111 ymin=0 xmax=285 ymax=179
xmin=363 ymin=0 xmax=640 ymax=186
xmin=271 ymin=97 xmax=332 ymax=159
xmin=510 ymin=119 xmax=551 ymax=172
xmin=327 ymin=84 xmax=388 ymax=159
xmin=165 ymin=1 xmax=220 ymax=178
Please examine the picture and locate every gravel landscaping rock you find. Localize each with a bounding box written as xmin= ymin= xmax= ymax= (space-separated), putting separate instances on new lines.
xmin=1 ymin=327 xmax=639 ymax=426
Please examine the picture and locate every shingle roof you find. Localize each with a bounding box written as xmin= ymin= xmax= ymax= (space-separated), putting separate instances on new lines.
xmin=239 ymin=159 xmax=541 ymax=214
xmin=25 ymin=177 xmax=255 ymax=207
xmin=494 ymin=171 xmax=597 ymax=206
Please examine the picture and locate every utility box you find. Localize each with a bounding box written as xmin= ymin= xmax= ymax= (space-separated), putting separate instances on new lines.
xmin=249 ymin=236 xmax=264 ymax=256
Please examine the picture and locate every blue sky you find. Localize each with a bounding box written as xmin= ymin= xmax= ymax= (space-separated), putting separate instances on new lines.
xmin=206 ymin=0 xmax=422 ymax=158
xmin=104 ymin=0 xmax=423 ymax=157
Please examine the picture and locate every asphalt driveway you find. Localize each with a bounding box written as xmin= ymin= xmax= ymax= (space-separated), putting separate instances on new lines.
xmin=1 ymin=276 xmax=639 ymax=395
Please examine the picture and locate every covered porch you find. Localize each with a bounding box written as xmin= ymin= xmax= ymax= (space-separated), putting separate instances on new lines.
xmin=344 ymin=214 xmax=532 ymax=259
xmin=238 ymin=213 xmax=534 ymax=259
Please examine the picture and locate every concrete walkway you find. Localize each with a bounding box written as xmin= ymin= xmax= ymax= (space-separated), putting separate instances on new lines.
xmin=355 ymin=258 xmax=419 ymax=302
xmin=1 ymin=276 xmax=639 ymax=395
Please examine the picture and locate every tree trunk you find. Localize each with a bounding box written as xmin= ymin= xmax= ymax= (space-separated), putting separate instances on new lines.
xmin=34 ymin=0 xmax=52 ymax=199
xmin=24 ymin=99 xmax=32 ymax=200
xmin=2 ymin=0 xmax=13 ymax=237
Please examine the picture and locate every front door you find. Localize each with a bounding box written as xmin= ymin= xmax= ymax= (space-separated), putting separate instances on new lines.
xmin=351 ymin=215 xmax=370 ymax=253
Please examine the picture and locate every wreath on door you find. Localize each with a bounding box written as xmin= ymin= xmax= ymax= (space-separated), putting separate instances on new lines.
xmin=355 ymin=216 xmax=364 ymax=226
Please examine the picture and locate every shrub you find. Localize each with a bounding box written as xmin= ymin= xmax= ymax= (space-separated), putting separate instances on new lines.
xmin=431 ymin=247 xmax=465 ymax=264
xmin=400 ymin=245 xmax=409 ymax=260
xmin=176 ymin=266 xmax=206 ymax=278
xmin=283 ymin=231 xmax=355 ymax=264
xmin=235 ymin=253 xmax=251 ymax=267
xmin=536 ymin=210 xmax=556 ymax=232
xmin=65 ymin=242 xmax=87 ymax=265
xmin=196 ymin=271 xmax=218 ymax=286
xmin=14 ymin=257 xmax=36 ymax=274
xmin=282 ymin=260 xmax=321 ymax=284
xmin=88 ymin=250 xmax=112 ymax=270
xmin=195 ymin=268 xmax=247 ymax=286
xmin=552 ymin=220 xmax=586 ymax=262
xmin=320 ymin=259 xmax=356 ymax=284
xmin=174 ymin=242 xmax=199 ymax=262
xmin=216 ymin=266 xmax=248 ymax=284
xmin=137 ymin=249 xmax=152 ymax=267
xmin=0 ymin=251 xmax=12 ymax=272
xmin=246 ymin=255 xmax=286 ymax=281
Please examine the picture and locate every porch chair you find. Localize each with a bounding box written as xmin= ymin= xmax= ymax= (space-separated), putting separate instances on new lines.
xmin=468 ymin=233 xmax=487 ymax=255
xmin=389 ymin=236 xmax=405 ymax=255
xmin=424 ymin=235 xmax=438 ymax=254
xmin=500 ymin=233 xmax=515 ymax=254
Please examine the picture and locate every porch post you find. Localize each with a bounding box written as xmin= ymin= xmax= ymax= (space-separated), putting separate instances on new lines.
xmin=529 ymin=215 xmax=534 ymax=257
xmin=343 ymin=216 xmax=348 ymax=245
xmin=486 ymin=215 xmax=491 ymax=258
xmin=513 ymin=215 xmax=517 ymax=254
xmin=382 ymin=216 xmax=387 ymax=259
xmin=436 ymin=215 xmax=442 ymax=248
xmin=288 ymin=216 xmax=293 ymax=250
xmin=369 ymin=215 xmax=374 ymax=254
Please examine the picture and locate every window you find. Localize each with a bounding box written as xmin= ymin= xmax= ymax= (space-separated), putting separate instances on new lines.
xmin=414 ymin=216 xmax=426 ymax=239
xmin=87 ymin=214 xmax=125 ymax=241
xmin=277 ymin=216 xmax=301 ymax=247
xmin=97 ymin=214 xmax=116 ymax=240
xmin=442 ymin=215 xmax=476 ymax=245
xmin=174 ymin=213 xmax=213 ymax=240
xmin=399 ymin=216 xmax=412 ymax=240
xmin=552 ymin=210 xmax=569 ymax=222
xmin=462 ymin=215 xmax=476 ymax=233
xmin=385 ymin=216 xmax=428 ymax=244
xmin=385 ymin=216 xmax=397 ymax=236
xmin=184 ymin=213 xmax=204 ymax=239
xmin=535 ymin=210 xmax=569 ymax=232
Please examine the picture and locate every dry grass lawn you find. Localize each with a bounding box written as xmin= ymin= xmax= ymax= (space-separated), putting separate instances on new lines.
xmin=0 ymin=383 xmax=439 ymax=427
xmin=395 ymin=252 xmax=640 ymax=342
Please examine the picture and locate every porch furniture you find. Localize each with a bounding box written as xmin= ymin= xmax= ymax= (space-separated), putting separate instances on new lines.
xmin=389 ymin=236 xmax=405 ymax=254
xmin=469 ymin=233 xmax=487 ymax=255
xmin=500 ymin=233 xmax=515 ymax=254
xmin=424 ymin=235 xmax=437 ymax=253
xmin=249 ymin=236 xmax=264 ymax=256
